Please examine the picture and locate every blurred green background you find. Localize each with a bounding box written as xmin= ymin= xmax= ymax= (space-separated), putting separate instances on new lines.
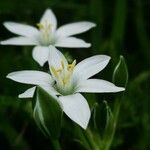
xmin=0 ymin=0 xmax=150 ymax=149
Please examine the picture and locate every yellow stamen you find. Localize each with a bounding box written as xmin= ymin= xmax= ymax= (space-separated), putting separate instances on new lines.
xmin=50 ymin=60 xmax=76 ymax=88
xmin=72 ymin=60 xmax=76 ymax=68
xmin=68 ymin=60 xmax=76 ymax=71
xmin=37 ymin=23 xmax=44 ymax=29
xmin=50 ymin=66 xmax=59 ymax=78
xmin=37 ymin=22 xmax=52 ymax=30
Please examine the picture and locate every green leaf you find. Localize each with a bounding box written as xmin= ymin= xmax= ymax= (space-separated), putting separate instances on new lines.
xmin=112 ymin=55 xmax=128 ymax=87
xmin=32 ymin=86 xmax=63 ymax=139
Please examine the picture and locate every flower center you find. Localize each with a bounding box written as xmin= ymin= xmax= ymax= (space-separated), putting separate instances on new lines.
xmin=37 ymin=21 xmax=54 ymax=46
xmin=50 ymin=60 xmax=76 ymax=95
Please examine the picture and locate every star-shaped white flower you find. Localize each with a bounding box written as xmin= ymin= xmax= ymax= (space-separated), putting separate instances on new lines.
xmin=1 ymin=9 xmax=96 ymax=66
xmin=6 ymin=46 xmax=125 ymax=129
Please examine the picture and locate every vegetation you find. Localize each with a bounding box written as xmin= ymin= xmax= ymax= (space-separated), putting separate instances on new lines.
xmin=0 ymin=0 xmax=149 ymax=149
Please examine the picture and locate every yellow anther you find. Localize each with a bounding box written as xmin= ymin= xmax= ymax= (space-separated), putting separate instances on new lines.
xmin=50 ymin=60 xmax=76 ymax=88
xmin=37 ymin=23 xmax=44 ymax=29
xmin=37 ymin=22 xmax=52 ymax=30
xmin=68 ymin=60 xmax=76 ymax=71
xmin=72 ymin=60 xmax=76 ymax=68
xmin=50 ymin=66 xmax=59 ymax=78
xmin=67 ymin=65 xmax=71 ymax=70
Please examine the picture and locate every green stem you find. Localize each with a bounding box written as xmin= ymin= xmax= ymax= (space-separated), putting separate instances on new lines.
xmin=85 ymin=129 xmax=100 ymax=150
xmin=102 ymin=99 xmax=121 ymax=150
xmin=51 ymin=140 xmax=61 ymax=150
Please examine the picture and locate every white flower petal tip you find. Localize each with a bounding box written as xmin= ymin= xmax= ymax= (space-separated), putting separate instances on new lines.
xmin=6 ymin=71 xmax=52 ymax=85
xmin=113 ymin=86 xmax=125 ymax=92
xmin=32 ymin=46 xmax=50 ymax=66
xmin=59 ymin=93 xmax=91 ymax=129
xmin=3 ymin=21 xmax=39 ymax=37
xmin=6 ymin=73 xmax=15 ymax=80
xmin=41 ymin=8 xmax=54 ymax=19
xmin=76 ymin=79 xmax=125 ymax=93
xmin=74 ymin=21 xmax=96 ymax=31
xmin=56 ymin=21 xmax=96 ymax=38
xmin=55 ymin=37 xmax=91 ymax=48
xmin=0 ymin=41 xmax=6 ymax=45
xmin=0 ymin=37 xmax=38 ymax=45
xmin=40 ymin=8 xmax=57 ymax=30
xmin=41 ymin=9 xmax=54 ymax=20
xmin=84 ymin=43 xmax=91 ymax=48
xmin=73 ymin=55 xmax=111 ymax=82
xmin=0 ymin=39 xmax=15 ymax=45
xmin=88 ymin=22 xmax=96 ymax=28
xmin=19 ymin=87 xmax=36 ymax=98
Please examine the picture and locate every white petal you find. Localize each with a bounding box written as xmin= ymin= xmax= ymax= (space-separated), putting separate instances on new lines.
xmin=56 ymin=21 xmax=96 ymax=37
xmin=3 ymin=22 xmax=39 ymax=37
xmin=76 ymin=79 xmax=125 ymax=93
xmin=1 ymin=37 xmax=38 ymax=45
xmin=73 ymin=55 xmax=111 ymax=82
xmin=59 ymin=93 xmax=91 ymax=129
xmin=48 ymin=45 xmax=68 ymax=69
xmin=40 ymin=84 xmax=60 ymax=97
xmin=19 ymin=86 xmax=36 ymax=98
xmin=55 ymin=37 xmax=91 ymax=48
xmin=32 ymin=46 xmax=50 ymax=66
xmin=19 ymin=85 xmax=59 ymax=99
xmin=7 ymin=71 xmax=53 ymax=85
xmin=40 ymin=9 xmax=57 ymax=31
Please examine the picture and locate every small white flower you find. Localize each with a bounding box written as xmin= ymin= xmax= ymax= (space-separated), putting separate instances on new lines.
xmin=1 ymin=9 xmax=96 ymax=66
xmin=6 ymin=46 xmax=125 ymax=129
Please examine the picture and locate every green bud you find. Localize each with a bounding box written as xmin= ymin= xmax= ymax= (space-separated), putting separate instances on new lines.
xmin=32 ymin=86 xmax=63 ymax=139
xmin=112 ymin=55 xmax=128 ymax=87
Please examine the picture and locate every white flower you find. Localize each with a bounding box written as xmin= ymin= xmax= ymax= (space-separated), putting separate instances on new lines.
xmin=6 ymin=46 xmax=125 ymax=129
xmin=1 ymin=9 xmax=96 ymax=66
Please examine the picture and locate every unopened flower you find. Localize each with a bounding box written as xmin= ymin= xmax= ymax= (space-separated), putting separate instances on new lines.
xmin=1 ymin=9 xmax=96 ymax=66
xmin=6 ymin=46 xmax=125 ymax=129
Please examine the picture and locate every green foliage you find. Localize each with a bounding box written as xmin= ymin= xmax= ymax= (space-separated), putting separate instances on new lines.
xmin=112 ymin=55 xmax=128 ymax=87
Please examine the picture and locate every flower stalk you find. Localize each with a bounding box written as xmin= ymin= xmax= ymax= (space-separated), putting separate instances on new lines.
xmin=51 ymin=140 xmax=62 ymax=150
xmin=101 ymin=98 xmax=121 ymax=150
